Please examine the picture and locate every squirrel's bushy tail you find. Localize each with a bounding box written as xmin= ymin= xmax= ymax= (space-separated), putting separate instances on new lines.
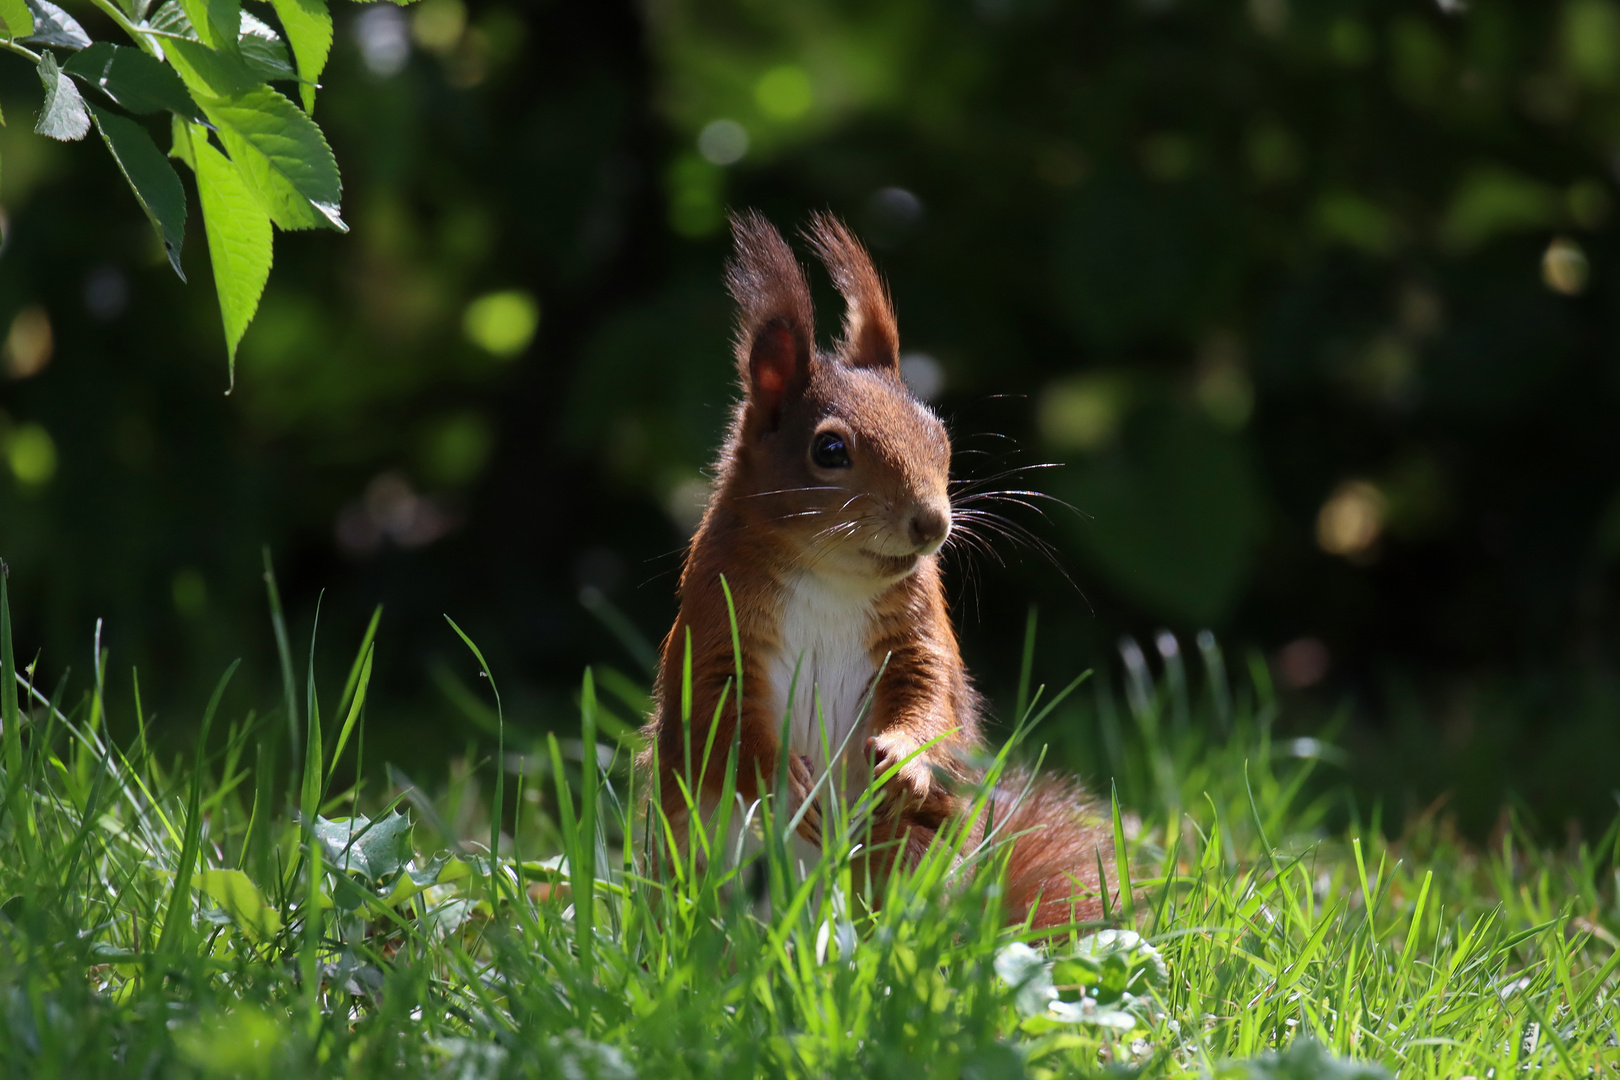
xmin=988 ymin=770 xmax=1114 ymax=930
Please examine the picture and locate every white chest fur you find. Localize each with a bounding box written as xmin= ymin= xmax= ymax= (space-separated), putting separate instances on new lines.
xmin=766 ymin=573 xmax=879 ymax=774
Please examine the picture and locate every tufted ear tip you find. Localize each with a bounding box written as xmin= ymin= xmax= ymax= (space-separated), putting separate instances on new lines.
xmin=805 ymin=212 xmax=899 ymax=374
xmin=727 ymin=211 xmax=815 ymax=428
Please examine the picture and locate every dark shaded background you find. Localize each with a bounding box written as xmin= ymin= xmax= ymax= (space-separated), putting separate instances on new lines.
xmin=3 ymin=0 xmax=1619 ymax=834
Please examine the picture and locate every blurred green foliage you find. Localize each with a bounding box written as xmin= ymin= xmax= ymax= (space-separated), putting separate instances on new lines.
xmin=2 ymin=0 xmax=1619 ymax=829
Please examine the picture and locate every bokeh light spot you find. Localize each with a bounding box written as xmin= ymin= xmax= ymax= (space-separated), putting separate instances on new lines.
xmin=463 ymin=290 xmax=539 ymax=358
xmin=1140 ymin=132 xmax=1194 ymax=182
xmin=356 ymin=7 xmax=410 ymax=78
xmin=5 ymin=422 xmax=58 ymax=486
xmin=412 ymin=0 xmax=465 ymax=53
xmin=899 ymin=353 xmax=944 ymax=401
xmin=1195 ymin=350 xmax=1254 ymax=431
xmin=1563 ymin=0 xmax=1620 ymax=88
xmin=1542 ymin=237 xmax=1589 ymax=295
xmin=172 ymin=568 xmax=208 ymax=617
xmin=422 ymin=412 xmax=493 ymax=486
xmin=868 ymin=187 xmax=923 ymax=233
xmin=1440 ymin=167 xmax=1559 ymax=252
xmin=1316 ymin=480 xmax=1386 ymax=558
xmin=1328 ymin=17 xmax=1374 ymax=66
xmin=1277 ymin=637 xmax=1331 ymax=689
xmin=697 ymin=120 xmax=749 ymax=165
xmin=1314 ymin=192 xmax=1398 ymax=256
xmin=4 ymin=305 xmax=54 ymax=379
xmin=1248 ymin=0 xmax=1288 ymax=36
xmin=1038 ymin=376 xmax=1127 ymax=451
xmin=666 ymin=475 xmax=713 ymax=534
xmin=83 ymin=264 xmax=129 ymax=321
xmin=667 ymin=154 xmax=724 ymax=238
xmin=1246 ymin=121 xmax=1302 ymax=187
xmin=755 ymin=65 xmax=813 ymax=120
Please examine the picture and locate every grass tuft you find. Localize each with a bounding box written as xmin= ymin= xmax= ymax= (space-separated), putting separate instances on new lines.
xmin=0 ymin=573 xmax=1616 ymax=1078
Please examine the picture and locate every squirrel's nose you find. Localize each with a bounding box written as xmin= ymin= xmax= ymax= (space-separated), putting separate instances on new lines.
xmin=907 ymin=504 xmax=950 ymax=552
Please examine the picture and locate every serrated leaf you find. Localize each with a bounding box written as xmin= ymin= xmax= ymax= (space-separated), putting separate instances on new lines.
xmin=90 ymin=105 xmax=187 ymax=280
xmin=313 ymin=811 xmax=414 ymax=885
xmin=0 ymin=0 xmax=34 ymax=39
xmin=995 ymin=942 xmax=1058 ymax=1018
xmin=21 ymin=0 xmax=86 ymax=47
xmin=1070 ymin=929 xmax=1167 ymax=1000
xmin=178 ymin=0 xmax=238 ymax=50
xmin=36 ymin=52 xmax=90 ymax=141
xmin=192 ymin=130 xmax=270 ymax=382
xmin=201 ymin=85 xmax=343 ymax=231
xmin=379 ymin=853 xmax=452 ymax=906
xmin=169 ymin=112 xmax=195 ymax=169
xmin=269 ymin=0 xmax=329 ymax=112
xmin=164 ymin=36 xmax=257 ymax=98
xmin=423 ymin=897 xmax=475 ymax=941
xmin=197 ymin=868 xmax=280 ymax=941
xmin=238 ymin=10 xmax=296 ymax=83
xmin=65 ymin=43 xmax=205 ymax=121
xmin=145 ymin=0 xmax=200 ymax=42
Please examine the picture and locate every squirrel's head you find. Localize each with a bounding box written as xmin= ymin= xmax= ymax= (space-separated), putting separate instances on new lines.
xmin=721 ymin=211 xmax=950 ymax=584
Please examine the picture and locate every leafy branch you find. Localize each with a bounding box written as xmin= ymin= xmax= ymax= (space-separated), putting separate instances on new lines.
xmin=0 ymin=0 xmax=400 ymax=389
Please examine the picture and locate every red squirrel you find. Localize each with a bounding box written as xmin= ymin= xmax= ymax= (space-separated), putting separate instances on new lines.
xmin=639 ymin=211 xmax=1109 ymax=929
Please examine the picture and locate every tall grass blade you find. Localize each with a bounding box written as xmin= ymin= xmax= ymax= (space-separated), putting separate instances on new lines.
xmin=1015 ymin=605 xmax=1037 ymax=723
xmin=1112 ymin=779 xmax=1135 ymax=922
xmin=0 ymin=562 xmax=29 ymax=857
xmin=155 ymin=658 xmax=240 ymax=956
xmin=262 ymin=547 xmax=301 ymax=761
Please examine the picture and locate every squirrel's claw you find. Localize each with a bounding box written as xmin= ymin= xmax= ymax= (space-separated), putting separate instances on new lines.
xmin=867 ymin=734 xmax=953 ymax=830
xmin=786 ymin=751 xmax=823 ymax=846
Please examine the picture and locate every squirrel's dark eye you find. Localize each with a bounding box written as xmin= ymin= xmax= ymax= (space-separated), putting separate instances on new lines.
xmin=811 ymin=432 xmax=851 ymax=469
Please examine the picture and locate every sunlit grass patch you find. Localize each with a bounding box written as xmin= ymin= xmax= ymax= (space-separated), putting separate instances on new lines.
xmin=0 ymin=562 xmax=1616 ymax=1078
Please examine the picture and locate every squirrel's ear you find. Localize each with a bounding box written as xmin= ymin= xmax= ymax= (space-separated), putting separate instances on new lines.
xmin=806 ymin=212 xmax=899 ymax=374
xmin=727 ymin=211 xmax=815 ymax=429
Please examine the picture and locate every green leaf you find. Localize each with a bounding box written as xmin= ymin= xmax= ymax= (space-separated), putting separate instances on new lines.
xmin=192 ymin=130 xmax=271 ymax=382
xmin=378 ymin=853 xmax=452 ymax=906
xmin=313 ymin=812 xmax=414 ymax=886
xmin=65 ymin=43 xmax=205 ymax=122
xmin=201 ymin=85 xmax=344 ymax=231
xmin=1214 ymin=1039 xmax=1391 ymax=1080
xmin=178 ymin=0 xmax=238 ymax=50
xmin=994 ymin=942 xmax=1057 ymax=1018
xmin=197 ymin=868 xmax=281 ymax=941
xmin=164 ymin=38 xmax=256 ymax=98
xmin=269 ymin=0 xmax=330 ymax=112
xmin=145 ymin=0 xmax=200 ymax=43
xmin=0 ymin=0 xmax=34 ymax=39
xmin=35 ymin=52 xmax=90 ymax=141
xmin=90 ymin=105 xmax=187 ymax=280
xmin=238 ymin=11 xmax=296 ymax=83
xmin=154 ymin=6 xmax=266 ymax=100
xmin=1066 ymin=929 xmax=1167 ymax=1001
xmin=168 ymin=112 xmax=195 ymax=169
xmin=21 ymin=0 xmax=86 ymax=48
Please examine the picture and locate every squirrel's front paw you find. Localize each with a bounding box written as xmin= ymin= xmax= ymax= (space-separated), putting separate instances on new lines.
xmin=867 ymin=734 xmax=931 ymax=797
xmin=866 ymin=734 xmax=952 ymax=828
xmin=786 ymin=751 xmax=824 ymax=845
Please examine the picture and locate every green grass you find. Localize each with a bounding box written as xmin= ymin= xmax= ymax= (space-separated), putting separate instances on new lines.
xmin=1 ymin=563 xmax=1617 ymax=1079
